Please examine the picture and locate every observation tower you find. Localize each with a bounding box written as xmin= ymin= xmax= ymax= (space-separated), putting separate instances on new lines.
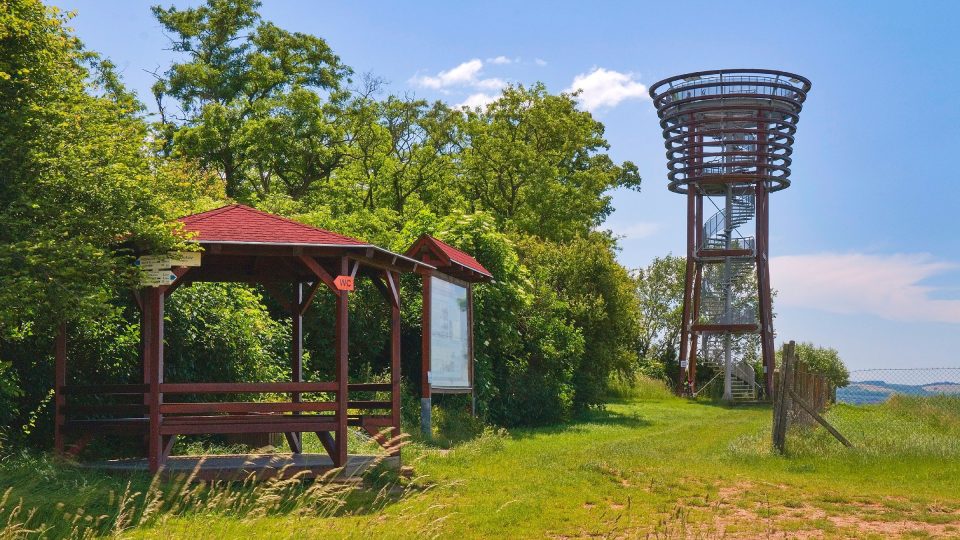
xmin=648 ymin=69 xmax=812 ymax=401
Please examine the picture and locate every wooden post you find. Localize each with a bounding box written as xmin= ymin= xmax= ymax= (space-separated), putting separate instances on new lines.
xmin=420 ymin=272 xmax=432 ymax=438
xmin=467 ymin=282 xmax=476 ymax=416
xmin=289 ymin=282 xmax=303 ymax=454
xmin=334 ymin=257 xmax=349 ymax=467
xmin=679 ymin=189 xmax=696 ymax=392
xmin=144 ymin=287 xmax=165 ymax=473
xmin=389 ymin=271 xmax=402 ymax=448
xmin=772 ymin=340 xmax=795 ymax=454
xmin=53 ymin=322 xmax=67 ymax=455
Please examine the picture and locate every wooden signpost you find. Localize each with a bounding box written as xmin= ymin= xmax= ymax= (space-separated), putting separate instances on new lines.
xmin=136 ymin=252 xmax=202 ymax=287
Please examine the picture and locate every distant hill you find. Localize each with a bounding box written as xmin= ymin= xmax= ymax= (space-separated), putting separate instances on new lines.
xmin=837 ymin=380 xmax=960 ymax=405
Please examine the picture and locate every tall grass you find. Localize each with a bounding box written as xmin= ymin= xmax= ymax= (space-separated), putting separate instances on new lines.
xmin=606 ymin=373 xmax=675 ymax=401
xmin=0 ymin=441 xmax=433 ymax=539
xmin=729 ymin=394 xmax=960 ymax=459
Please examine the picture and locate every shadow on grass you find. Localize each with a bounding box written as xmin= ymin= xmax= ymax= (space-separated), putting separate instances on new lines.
xmin=507 ymin=405 xmax=653 ymax=440
xmin=691 ymin=398 xmax=772 ymax=411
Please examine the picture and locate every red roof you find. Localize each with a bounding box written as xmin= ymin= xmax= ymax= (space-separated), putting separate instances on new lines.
xmin=179 ymin=204 xmax=367 ymax=246
xmin=405 ymin=234 xmax=492 ymax=279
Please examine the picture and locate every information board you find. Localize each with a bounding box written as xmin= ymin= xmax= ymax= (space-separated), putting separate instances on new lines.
xmin=429 ymin=276 xmax=471 ymax=390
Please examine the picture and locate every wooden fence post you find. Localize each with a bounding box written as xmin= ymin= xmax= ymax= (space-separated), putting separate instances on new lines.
xmin=772 ymin=340 xmax=796 ymax=453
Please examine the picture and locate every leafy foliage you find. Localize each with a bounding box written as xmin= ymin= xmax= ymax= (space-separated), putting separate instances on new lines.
xmin=778 ymin=342 xmax=850 ymax=388
xmin=1 ymin=0 xmax=654 ymax=440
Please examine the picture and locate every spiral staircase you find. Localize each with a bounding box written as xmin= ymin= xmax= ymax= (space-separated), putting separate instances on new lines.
xmin=695 ymin=192 xmax=762 ymax=401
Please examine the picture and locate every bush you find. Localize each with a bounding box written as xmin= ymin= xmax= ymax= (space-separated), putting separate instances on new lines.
xmin=777 ymin=342 xmax=850 ymax=388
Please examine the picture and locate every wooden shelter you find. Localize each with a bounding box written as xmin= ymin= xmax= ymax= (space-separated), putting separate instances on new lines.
xmin=54 ymin=204 xmax=432 ymax=476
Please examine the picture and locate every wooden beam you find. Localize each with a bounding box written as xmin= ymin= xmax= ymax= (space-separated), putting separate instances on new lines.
xmin=284 ymin=432 xmax=302 ymax=454
xmin=299 ymin=255 xmax=339 ymax=294
xmin=292 ymin=282 xmax=303 ymax=452
xmin=467 ymin=283 xmax=475 ymax=415
xmin=317 ymin=431 xmax=336 ymax=461
xmin=299 ymin=280 xmax=324 ymax=315
xmin=144 ymin=287 xmax=165 ymax=473
xmin=385 ymin=270 xmax=400 ymax=309
xmin=160 ymin=382 xmax=337 ymax=393
xmin=161 ymin=434 xmax=177 ymax=461
xmin=390 ymin=271 xmax=401 ymax=449
xmin=421 ymin=272 xmax=432 ymax=438
xmin=163 ymin=267 xmax=192 ymax=298
xmin=54 ymin=322 xmax=66 ymax=455
xmin=789 ymin=388 xmax=853 ymax=448
xmin=334 ymin=256 xmax=350 ymax=467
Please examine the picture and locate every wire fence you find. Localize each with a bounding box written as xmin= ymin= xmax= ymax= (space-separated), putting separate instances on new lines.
xmin=836 ymin=368 xmax=960 ymax=405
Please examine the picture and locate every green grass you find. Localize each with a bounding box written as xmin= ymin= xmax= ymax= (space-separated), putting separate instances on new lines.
xmin=2 ymin=394 xmax=959 ymax=538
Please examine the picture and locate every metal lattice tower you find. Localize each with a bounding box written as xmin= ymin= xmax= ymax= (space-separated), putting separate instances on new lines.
xmin=648 ymin=69 xmax=812 ymax=400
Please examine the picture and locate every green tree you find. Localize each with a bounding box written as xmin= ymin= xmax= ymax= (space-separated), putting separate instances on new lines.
xmin=151 ymin=0 xmax=352 ymax=199
xmin=634 ymin=255 xmax=686 ymax=377
xmin=777 ymin=342 xmax=850 ymax=388
xmin=0 ymin=0 xmax=179 ymax=342
xmin=458 ymin=84 xmax=641 ymax=241
xmin=518 ymin=233 xmax=641 ymax=410
xmin=0 ymin=0 xmax=182 ymax=439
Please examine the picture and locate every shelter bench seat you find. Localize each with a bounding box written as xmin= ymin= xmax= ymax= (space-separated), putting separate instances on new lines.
xmin=58 ymin=382 xmax=397 ymax=457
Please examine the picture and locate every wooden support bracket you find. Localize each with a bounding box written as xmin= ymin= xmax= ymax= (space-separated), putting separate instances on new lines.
xmin=789 ymin=388 xmax=853 ymax=448
xmin=299 ymin=255 xmax=338 ymax=294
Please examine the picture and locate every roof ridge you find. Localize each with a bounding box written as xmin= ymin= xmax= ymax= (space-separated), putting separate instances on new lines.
xmin=179 ymin=204 xmax=366 ymax=245
xmin=236 ymin=204 xmax=365 ymax=244
xmin=179 ymin=203 xmax=242 ymax=224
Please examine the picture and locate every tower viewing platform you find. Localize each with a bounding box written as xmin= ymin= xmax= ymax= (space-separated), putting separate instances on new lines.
xmin=648 ymin=69 xmax=811 ymax=195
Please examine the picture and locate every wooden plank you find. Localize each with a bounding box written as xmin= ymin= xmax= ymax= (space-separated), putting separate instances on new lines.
xmin=63 ymin=418 xmax=149 ymax=434
xmin=348 ymin=383 xmax=392 ymax=392
xmin=162 ymin=414 xmax=337 ymax=425
xmin=61 ymin=384 xmax=149 ymax=395
xmin=789 ymin=388 xmax=853 ymax=448
xmin=161 ymin=421 xmax=338 ymax=436
xmin=64 ymin=404 xmax=149 ymax=416
xmin=160 ymin=382 xmax=338 ymax=393
xmin=160 ymin=402 xmax=337 ymax=414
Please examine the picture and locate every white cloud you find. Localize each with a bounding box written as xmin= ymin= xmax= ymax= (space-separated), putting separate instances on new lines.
xmin=608 ymin=221 xmax=661 ymax=240
xmin=566 ymin=67 xmax=648 ymax=111
xmin=487 ymin=55 xmax=515 ymax=65
xmin=409 ymin=59 xmax=506 ymax=93
xmin=410 ymin=59 xmax=483 ymax=89
xmin=475 ymin=77 xmax=506 ymax=90
xmin=771 ymin=253 xmax=960 ymax=324
xmin=458 ymin=92 xmax=498 ymax=109
xmin=534 ymin=58 xmax=547 ymax=66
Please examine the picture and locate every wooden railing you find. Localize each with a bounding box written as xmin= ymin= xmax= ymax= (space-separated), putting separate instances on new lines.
xmin=59 ymin=381 xmax=394 ymax=421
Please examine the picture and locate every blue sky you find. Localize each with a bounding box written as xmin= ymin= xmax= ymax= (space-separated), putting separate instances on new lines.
xmin=55 ymin=0 xmax=960 ymax=372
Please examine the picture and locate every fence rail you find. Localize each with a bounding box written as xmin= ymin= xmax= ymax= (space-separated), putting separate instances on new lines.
xmin=837 ymin=368 xmax=960 ymax=405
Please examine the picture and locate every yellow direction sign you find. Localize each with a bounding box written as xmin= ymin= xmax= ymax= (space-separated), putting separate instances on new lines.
xmin=140 ymin=270 xmax=177 ymax=287
xmin=168 ymin=251 xmax=201 ymax=267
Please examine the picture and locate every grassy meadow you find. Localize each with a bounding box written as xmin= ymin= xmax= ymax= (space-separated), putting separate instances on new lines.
xmin=2 ymin=385 xmax=959 ymax=539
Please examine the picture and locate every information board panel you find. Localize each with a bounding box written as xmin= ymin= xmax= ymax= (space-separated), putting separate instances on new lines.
xmin=429 ymin=276 xmax=471 ymax=390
